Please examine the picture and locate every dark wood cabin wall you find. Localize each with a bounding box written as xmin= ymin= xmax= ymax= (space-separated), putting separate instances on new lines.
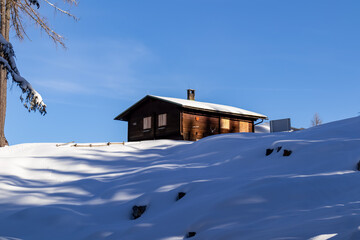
xmin=127 ymin=99 xmax=181 ymax=141
xmin=182 ymin=112 xmax=220 ymax=141
xmin=227 ymin=119 xmax=253 ymax=133
xmin=219 ymin=118 xmax=253 ymax=134
xmin=181 ymin=111 xmax=255 ymax=141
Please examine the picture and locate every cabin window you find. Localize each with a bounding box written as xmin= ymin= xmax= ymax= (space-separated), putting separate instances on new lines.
xmin=221 ymin=118 xmax=230 ymax=129
xmin=158 ymin=113 xmax=167 ymax=127
xmin=143 ymin=116 xmax=152 ymax=129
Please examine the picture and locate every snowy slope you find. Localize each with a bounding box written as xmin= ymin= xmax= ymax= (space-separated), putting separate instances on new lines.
xmin=1 ymin=117 xmax=360 ymax=240
xmin=255 ymin=122 xmax=270 ymax=133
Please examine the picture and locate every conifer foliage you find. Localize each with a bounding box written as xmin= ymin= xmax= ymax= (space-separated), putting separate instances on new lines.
xmin=0 ymin=0 xmax=78 ymax=147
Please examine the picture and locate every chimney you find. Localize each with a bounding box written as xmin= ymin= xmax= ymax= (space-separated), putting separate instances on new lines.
xmin=187 ymin=89 xmax=195 ymax=100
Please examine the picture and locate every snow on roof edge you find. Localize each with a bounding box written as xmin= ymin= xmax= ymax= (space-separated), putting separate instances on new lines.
xmin=149 ymin=95 xmax=267 ymax=119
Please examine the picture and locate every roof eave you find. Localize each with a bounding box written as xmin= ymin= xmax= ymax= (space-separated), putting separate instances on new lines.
xmin=114 ymin=95 xmax=154 ymax=121
xmin=181 ymin=106 xmax=267 ymax=120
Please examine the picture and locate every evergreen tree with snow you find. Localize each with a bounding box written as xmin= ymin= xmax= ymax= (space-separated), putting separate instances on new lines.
xmin=0 ymin=0 xmax=78 ymax=147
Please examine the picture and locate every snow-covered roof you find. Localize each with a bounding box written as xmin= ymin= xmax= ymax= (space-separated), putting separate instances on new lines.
xmin=150 ymin=95 xmax=267 ymax=119
xmin=115 ymin=95 xmax=267 ymax=120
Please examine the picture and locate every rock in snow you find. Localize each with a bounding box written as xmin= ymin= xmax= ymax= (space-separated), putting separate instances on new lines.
xmin=176 ymin=192 xmax=186 ymax=201
xmin=1 ymin=117 xmax=360 ymax=239
xmin=131 ymin=205 xmax=147 ymax=219
xmin=283 ymin=149 xmax=293 ymax=156
xmin=265 ymin=148 xmax=274 ymax=156
xmin=186 ymin=232 xmax=197 ymax=238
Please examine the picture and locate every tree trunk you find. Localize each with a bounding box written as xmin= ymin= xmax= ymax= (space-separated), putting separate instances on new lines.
xmin=0 ymin=0 xmax=9 ymax=147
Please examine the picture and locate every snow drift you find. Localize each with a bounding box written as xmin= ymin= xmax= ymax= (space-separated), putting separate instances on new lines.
xmin=1 ymin=117 xmax=360 ymax=239
xmin=255 ymin=122 xmax=270 ymax=133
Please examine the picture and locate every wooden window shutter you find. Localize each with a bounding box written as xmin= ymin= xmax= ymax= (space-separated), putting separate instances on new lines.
xmin=221 ymin=118 xmax=230 ymax=129
xmin=143 ymin=116 xmax=151 ymax=129
xmin=239 ymin=121 xmax=250 ymax=132
xmin=158 ymin=114 xmax=167 ymax=127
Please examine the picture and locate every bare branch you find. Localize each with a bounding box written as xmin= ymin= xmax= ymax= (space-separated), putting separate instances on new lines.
xmin=8 ymin=0 xmax=78 ymax=48
xmin=16 ymin=0 xmax=66 ymax=47
xmin=59 ymin=0 xmax=78 ymax=6
xmin=43 ymin=0 xmax=78 ymax=20
xmin=311 ymin=113 xmax=322 ymax=127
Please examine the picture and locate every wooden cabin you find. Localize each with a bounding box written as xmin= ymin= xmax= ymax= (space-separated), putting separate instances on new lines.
xmin=114 ymin=90 xmax=267 ymax=141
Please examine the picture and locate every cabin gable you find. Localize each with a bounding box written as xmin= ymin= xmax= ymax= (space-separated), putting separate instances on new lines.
xmin=126 ymin=98 xmax=182 ymax=141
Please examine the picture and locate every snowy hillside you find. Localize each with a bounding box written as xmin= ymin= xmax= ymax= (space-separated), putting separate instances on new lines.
xmin=1 ymin=117 xmax=360 ymax=240
xmin=255 ymin=122 xmax=270 ymax=133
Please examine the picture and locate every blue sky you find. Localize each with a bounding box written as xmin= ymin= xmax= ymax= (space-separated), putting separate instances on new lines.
xmin=4 ymin=0 xmax=360 ymax=144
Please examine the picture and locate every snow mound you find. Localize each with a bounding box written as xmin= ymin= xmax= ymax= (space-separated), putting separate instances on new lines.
xmin=255 ymin=122 xmax=270 ymax=133
xmin=1 ymin=117 xmax=360 ymax=239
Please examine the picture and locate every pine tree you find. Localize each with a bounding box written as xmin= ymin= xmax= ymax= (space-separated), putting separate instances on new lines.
xmin=0 ymin=0 xmax=78 ymax=147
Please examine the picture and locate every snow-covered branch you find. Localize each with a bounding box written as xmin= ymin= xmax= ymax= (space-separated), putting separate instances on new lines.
xmin=0 ymin=33 xmax=46 ymax=115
